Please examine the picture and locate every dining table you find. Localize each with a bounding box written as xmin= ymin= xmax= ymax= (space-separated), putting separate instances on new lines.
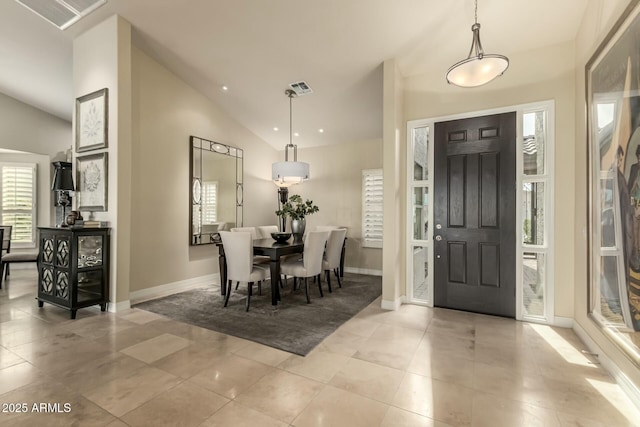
xmin=217 ymin=237 xmax=304 ymax=306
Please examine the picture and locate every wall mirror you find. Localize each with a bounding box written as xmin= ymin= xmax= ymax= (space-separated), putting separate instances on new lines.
xmin=190 ymin=136 xmax=243 ymax=245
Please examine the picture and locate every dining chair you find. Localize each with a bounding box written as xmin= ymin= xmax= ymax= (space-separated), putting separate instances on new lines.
xmin=230 ymin=226 xmax=258 ymax=240
xmin=0 ymin=225 xmax=12 ymax=279
xmin=219 ymin=231 xmax=268 ymax=311
xmin=322 ymin=228 xmax=347 ymax=292
xmin=231 ymin=225 xmax=269 ymax=277
xmin=280 ymin=231 xmax=329 ymax=303
xmin=314 ymin=225 xmax=339 ymax=232
xmin=256 ymin=225 xmax=279 ymax=239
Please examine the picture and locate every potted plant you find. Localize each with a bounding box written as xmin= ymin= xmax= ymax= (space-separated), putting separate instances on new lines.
xmin=275 ymin=194 xmax=319 ymax=238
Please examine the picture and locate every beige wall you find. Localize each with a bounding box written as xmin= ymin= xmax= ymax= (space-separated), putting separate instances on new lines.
xmin=129 ymin=46 xmax=278 ymax=292
xmin=382 ymin=59 xmax=406 ymax=308
xmin=573 ymin=0 xmax=640 ymax=390
xmin=0 ymin=91 xmax=71 ymax=158
xmin=402 ymin=41 xmax=576 ymax=318
xmin=293 ymin=139 xmax=383 ymax=272
xmin=73 ymin=15 xmax=133 ymax=305
xmin=0 ymin=92 xmax=72 ymax=227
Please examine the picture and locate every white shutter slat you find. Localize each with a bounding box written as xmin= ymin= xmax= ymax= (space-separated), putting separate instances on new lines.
xmin=362 ymin=169 xmax=383 ymax=248
xmin=1 ymin=164 xmax=36 ymax=244
xmin=202 ymin=181 xmax=218 ymax=224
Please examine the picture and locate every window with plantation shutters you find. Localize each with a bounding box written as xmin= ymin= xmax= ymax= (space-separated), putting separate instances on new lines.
xmin=0 ymin=163 xmax=36 ymax=246
xmin=362 ymin=169 xmax=383 ymax=248
xmin=202 ymin=181 xmax=218 ymax=224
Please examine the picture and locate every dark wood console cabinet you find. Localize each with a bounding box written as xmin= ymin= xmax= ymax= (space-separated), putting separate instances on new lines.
xmin=37 ymin=227 xmax=110 ymax=319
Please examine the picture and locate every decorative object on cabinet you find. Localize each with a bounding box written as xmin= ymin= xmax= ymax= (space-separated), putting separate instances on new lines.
xmin=51 ymin=161 xmax=75 ymax=227
xmin=190 ymin=136 xmax=243 ymax=246
xmin=76 ymin=88 xmax=108 ymax=152
xmin=37 ymin=227 xmax=110 ymax=319
xmin=76 ymin=153 xmax=108 ymax=211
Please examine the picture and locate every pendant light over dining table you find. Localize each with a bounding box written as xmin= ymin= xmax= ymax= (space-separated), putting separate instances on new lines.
xmin=446 ymin=0 xmax=509 ymax=88
xmin=272 ymin=89 xmax=310 ymax=187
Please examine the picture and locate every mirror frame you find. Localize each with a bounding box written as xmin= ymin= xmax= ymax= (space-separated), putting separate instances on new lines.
xmin=189 ymin=135 xmax=243 ymax=245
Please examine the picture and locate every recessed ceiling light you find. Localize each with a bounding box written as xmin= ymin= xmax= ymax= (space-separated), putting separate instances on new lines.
xmin=273 ymin=127 xmax=279 ymax=131
xmin=221 ymin=85 xmax=228 ymax=92
xmin=294 ymin=132 xmax=299 ymax=137
xmin=318 ymin=129 xmax=324 ymax=133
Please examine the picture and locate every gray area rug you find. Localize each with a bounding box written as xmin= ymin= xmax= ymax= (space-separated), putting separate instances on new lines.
xmin=134 ymin=273 xmax=381 ymax=356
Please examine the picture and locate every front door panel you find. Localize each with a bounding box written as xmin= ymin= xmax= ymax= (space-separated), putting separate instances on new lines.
xmin=433 ymin=112 xmax=516 ymax=317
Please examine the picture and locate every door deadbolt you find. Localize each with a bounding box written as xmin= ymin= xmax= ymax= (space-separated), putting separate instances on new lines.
xmin=436 ymin=224 xmax=442 ymax=229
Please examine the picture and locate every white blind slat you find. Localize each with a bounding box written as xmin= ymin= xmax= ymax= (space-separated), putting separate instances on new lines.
xmin=1 ymin=164 xmax=36 ymax=244
xmin=202 ymin=181 xmax=218 ymax=224
xmin=362 ymin=169 xmax=383 ymax=247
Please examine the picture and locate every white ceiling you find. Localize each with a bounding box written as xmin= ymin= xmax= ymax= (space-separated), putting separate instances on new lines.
xmin=0 ymin=0 xmax=588 ymax=149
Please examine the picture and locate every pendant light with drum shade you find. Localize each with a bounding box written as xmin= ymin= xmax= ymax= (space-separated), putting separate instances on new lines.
xmin=446 ymin=0 xmax=509 ymax=88
xmin=272 ymin=88 xmax=310 ymax=232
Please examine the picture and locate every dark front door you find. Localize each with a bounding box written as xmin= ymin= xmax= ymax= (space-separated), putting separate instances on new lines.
xmin=433 ymin=112 xmax=516 ymax=317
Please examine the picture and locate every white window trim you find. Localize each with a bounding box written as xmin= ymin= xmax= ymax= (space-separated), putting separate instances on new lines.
xmin=362 ymin=169 xmax=383 ymax=248
xmin=0 ymin=162 xmax=37 ymax=248
xmin=405 ymin=100 xmax=556 ymax=325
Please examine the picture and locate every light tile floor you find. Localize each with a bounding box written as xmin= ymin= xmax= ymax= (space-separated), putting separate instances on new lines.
xmin=1 ymin=269 xmax=639 ymax=426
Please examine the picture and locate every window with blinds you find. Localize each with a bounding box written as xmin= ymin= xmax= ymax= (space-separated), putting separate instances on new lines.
xmin=202 ymin=181 xmax=218 ymax=224
xmin=0 ymin=163 xmax=36 ymax=245
xmin=362 ymin=169 xmax=383 ymax=248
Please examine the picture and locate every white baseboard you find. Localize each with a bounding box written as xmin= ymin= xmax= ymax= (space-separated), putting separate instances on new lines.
xmin=109 ymin=300 xmax=131 ymax=313
xmin=552 ymin=316 xmax=574 ymax=328
xmin=129 ymin=273 xmax=219 ymax=305
xmin=381 ymin=298 xmax=401 ymax=311
xmin=573 ymin=322 xmax=640 ymax=413
xmin=344 ymin=267 xmax=382 ymax=276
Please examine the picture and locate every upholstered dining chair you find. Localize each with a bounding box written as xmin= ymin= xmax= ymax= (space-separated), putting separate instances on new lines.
xmin=0 ymin=225 xmax=11 ymax=279
xmin=256 ymin=225 xmax=279 ymax=239
xmin=280 ymin=231 xmax=329 ymax=304
xmin=230 ymin=226 xmax=258 ymax=240
xmin=231 ymin=225 xmax=269 ymax=280
xmin=219 ymin=231 xmax=268 ymax=311
xmin=322 ymin=228 xmax=347 ymax=292
xmin=314 ymin=225 xmax=339 ymax=232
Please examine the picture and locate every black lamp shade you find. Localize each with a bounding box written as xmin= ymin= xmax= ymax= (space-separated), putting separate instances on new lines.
xmin=52 ymin=161 xmax=75 ymax=191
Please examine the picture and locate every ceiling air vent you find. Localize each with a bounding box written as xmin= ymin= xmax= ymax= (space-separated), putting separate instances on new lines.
xmin=16 ymin=0 xmax=107 ymax=30
xmin=288 ymin=81 xmax=313 ymax=96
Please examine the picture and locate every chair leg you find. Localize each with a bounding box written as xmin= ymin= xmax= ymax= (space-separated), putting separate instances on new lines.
xmin=224 ymin=280 xmax=232 ymax=307
xmin=317 ymin=274 xmax=323 ymax=297
xmin=335 ymin=269 xmax=342 ymax=288
xmin=0 ymin=262 xmax=4 ymax=289
xmin=246 ymin=282 xmax=253 ymax=311
xmin=235 ymin=281 xmax=239 ymax=290
xmin=258 ymin=280 xmax=262 ymax=296
xmin=281 ymin=275 xmax=286 ymax=288
xmin=325 ymin=270 xmax=332 ymax=293
xmin=304 ymin=278 xmax=310 ymax=303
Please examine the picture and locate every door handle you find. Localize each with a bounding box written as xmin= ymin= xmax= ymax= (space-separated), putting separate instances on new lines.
xmin=435 ymin=235 xmax=442 ymax=241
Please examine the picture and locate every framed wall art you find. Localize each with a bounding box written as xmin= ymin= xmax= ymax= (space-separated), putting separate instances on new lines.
xmin=587 ymin=0 xmax=640 ymax=365
xmin=76 ymin=153 xmax=108 ymax=211
xmin=76 ymin=88 xmax=108 ymax=153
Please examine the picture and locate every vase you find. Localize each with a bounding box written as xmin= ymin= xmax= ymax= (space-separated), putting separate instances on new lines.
xmin=290 ymin=218 xmax=306 ymax=241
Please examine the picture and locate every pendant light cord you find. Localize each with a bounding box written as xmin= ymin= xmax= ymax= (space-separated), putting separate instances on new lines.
xmin=474 ymin=0 xmax=478 ymax=25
